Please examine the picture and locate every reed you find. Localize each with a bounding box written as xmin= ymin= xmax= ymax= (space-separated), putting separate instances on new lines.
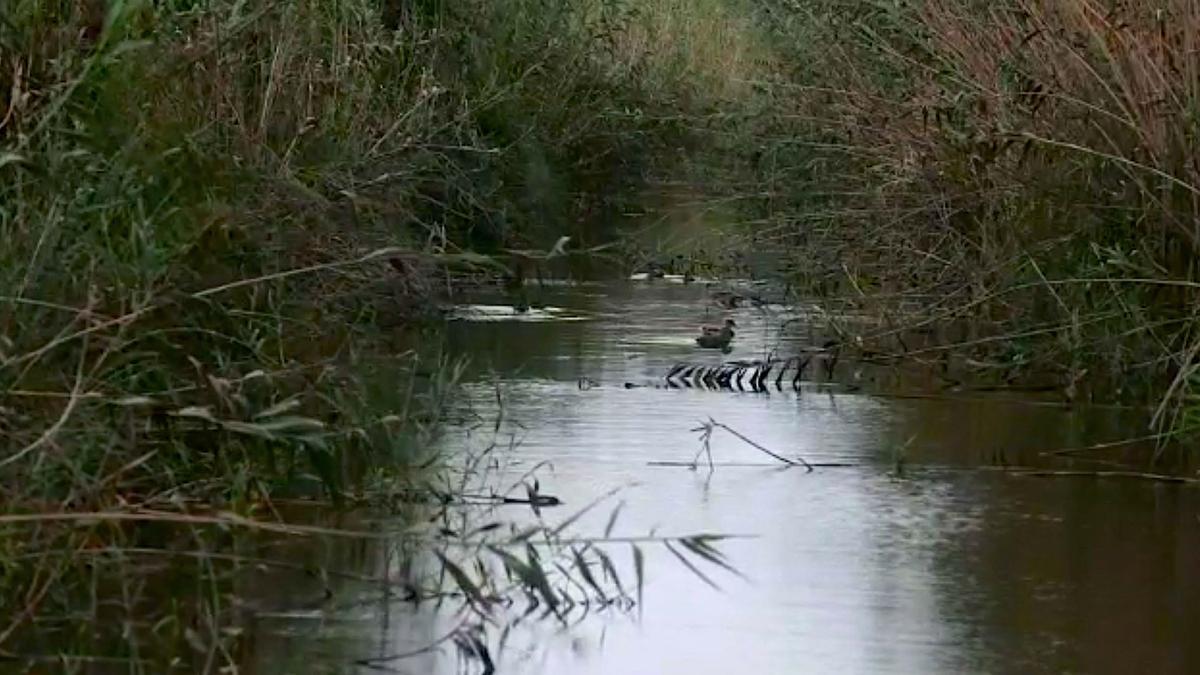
xmin=742 ymin=0 xmax=1200 ymax=438
xmin=0 ymin=0 xmax=758 ymax=667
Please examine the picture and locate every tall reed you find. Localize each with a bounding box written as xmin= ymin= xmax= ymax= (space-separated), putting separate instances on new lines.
xmin=750 ymin=0 xmax=1200 ymax=428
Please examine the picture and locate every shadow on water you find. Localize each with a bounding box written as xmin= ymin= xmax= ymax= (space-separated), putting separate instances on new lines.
xmin=247 ymin=281 xmax=1200 ymax=674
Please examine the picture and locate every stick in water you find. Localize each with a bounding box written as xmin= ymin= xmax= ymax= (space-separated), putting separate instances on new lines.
xmin=691 ymin=417 xmax=814 ymax=472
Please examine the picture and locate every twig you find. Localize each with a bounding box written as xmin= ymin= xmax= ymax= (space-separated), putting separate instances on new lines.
xmin=692 ymin=417 xmax=814 ymax=471
xmin=651 ymin=461 xmax=856 ymax=468
xmin=1022 ymin=132 xmax=1200 ymax=198
xmin=1006 ymin=470 xmax=1200 ymax=484
xmin=11 ymin=547 xmax=392 ymax=584
xmin=0 ymin=510 xmax=391 ymax=539
xmin=191 ymin=246 xmax=414 ymax=299
xmin=0 ymin=510 xmax=752 ymax=547
xmin=7 ymin=247 xmax=455 ymax=369
xmin=0 ymin=330 xmax=89 ymax=469
xmin=1038 ymin=433 xmax=1170 ymax=457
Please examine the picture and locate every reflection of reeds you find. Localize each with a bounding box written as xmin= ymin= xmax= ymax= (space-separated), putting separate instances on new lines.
xmin=374 ymin=421 xmax=743 ymax=671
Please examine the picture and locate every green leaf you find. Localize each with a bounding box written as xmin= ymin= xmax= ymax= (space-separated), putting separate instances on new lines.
xmin=113 ymin=395 xmax=157 ymax=407
xmin=489 ymin=546 xmax=559 ymax=613
xmin=679 ymin=535 xmax=743 ymax=578
xmin=572 ymin=546 xmax=606 ymax=601
xmin=632 ymin=544 xmax=645 ymax=613
xmin=253 ymin=396 xmax=302 ymax=420
xmin=664 ymin=540 xmax=719 ymax=591
xmin=595 ymin=548 xmax=625 ymax=599
xmin=436 ymin=552 xmax=486 ymax=609
xmin=305 ymin=445 xmax=340 ymax=502
xmin=172 ymin=405 xmax=216 ymax=422
xmin=604 ymin=501 xmax=624 ymax=538
xmin=254 ymin=415 xmax=325 ymax=434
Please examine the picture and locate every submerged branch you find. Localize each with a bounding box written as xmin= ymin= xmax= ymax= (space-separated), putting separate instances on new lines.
xmin=1005 ymin=470 xmax=1200 ymax=485
xmin=692 ymin=417 xmax=814 ymax=471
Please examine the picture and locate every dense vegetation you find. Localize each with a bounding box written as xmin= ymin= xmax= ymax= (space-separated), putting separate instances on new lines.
xmin=753 ymin=0 xmax=1200 ymax=425
xmin=0 ymin=0 xmax=761 ymax=668
xmin=3 ymin=0 xmax=1200 ymax=669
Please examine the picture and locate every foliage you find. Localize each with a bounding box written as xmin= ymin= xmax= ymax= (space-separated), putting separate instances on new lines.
xmin=743 ymin=0 xmax=1200 ymax=427
xmin=0 ymin=0 xmax=757 ymax=668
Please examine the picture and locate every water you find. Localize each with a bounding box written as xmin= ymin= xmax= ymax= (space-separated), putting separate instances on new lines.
xmin=250 ymin=282 xmax=1200 ymax=674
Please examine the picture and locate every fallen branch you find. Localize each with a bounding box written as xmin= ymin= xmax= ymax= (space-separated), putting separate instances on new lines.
xmin=0 ymin=509 xmax=389 ymax=539
xmin=457 ymin=492 xmax=563 ymax=507
xmin=1038 ymin=433 xmax=1170 ymax=457
xmin=650 ymin=460 xmax=856 ymax=468
xmin=690 ymin=417 xmax=814 ymax=472
xmin=650 ymin=461 xmax=1200 ymax=485
xmin=1005 ymin=469 xmax=1200 ymax=484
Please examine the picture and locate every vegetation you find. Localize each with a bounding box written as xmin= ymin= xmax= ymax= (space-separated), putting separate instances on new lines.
xmin=5 ymin=0 xmax=1200 ymax=668
xmin=0 ymin=0 xmax=757 ymax=669
xmin=746 ymin=0 xmax=1200 ymax=434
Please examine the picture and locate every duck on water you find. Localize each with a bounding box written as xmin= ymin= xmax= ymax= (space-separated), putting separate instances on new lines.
xmin=696 ymin=319 xmax=736 ymax=349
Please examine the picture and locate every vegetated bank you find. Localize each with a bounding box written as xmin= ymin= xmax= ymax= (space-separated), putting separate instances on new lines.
xmin=0 ymin=0 xmax=767 ymax=669
xmin=6 ymin=0 xmax=1198 ymax=667
xmin=740 ymin=1 xmax=1200 ymax=443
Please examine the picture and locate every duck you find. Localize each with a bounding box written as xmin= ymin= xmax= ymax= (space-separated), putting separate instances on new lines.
xmin=700 ymin=318 xmax=736 ymax=335
xmin=696 ymin=319 xmax=736 ymax=349
xmin=629 ymin=261 xmax=666 ymax=281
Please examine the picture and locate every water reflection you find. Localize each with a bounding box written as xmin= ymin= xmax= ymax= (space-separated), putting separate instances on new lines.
xmin=248 ymin=282 xmax=1200 ymax=674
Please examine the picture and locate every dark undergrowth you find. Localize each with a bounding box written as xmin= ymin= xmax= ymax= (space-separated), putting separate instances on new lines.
xmin=0 ymin=0 xmax=757 ymax=670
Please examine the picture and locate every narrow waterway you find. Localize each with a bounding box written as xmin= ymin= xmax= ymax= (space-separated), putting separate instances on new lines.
xmin=251 ymin=281 xmax=1200 ymax=674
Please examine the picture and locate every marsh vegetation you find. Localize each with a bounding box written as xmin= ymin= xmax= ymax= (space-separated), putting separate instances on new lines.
xmin=3 ymin=0 xmax=1200 ymax=671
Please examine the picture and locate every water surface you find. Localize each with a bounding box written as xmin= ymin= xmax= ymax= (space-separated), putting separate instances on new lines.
xmin=251 ymin=282 xmax=1200 ymax=674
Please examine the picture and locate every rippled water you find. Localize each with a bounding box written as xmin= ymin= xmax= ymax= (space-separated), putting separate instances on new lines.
xmin=250 ymin=282 xmax=1200 ymax=674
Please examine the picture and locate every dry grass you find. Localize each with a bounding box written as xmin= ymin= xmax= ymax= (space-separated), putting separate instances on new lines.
xmin=744 ymin=0 xmax=1200 ymax=434
xmin=603 ymin=0 xmax=776 ymax=101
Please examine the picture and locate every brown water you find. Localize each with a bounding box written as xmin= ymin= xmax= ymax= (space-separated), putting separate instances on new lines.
xmin=249 ymin=282 xmax=1200 ymax=674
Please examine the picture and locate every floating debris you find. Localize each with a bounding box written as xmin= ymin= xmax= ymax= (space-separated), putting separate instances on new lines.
xmin=628 ymin=272 xmax=716 ymax=284
xmin=661 ymin=349 xmax=839 ymax=392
